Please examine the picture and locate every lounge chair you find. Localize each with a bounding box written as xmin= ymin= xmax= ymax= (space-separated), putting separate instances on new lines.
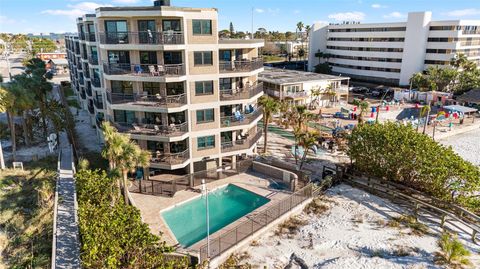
xmin=234 ymin=111 xmax=244 ymax=121
xmin=157 ymin=65 xmax=165 ymax=75
xmin=148 ymin=65 xmax=159 ymax=76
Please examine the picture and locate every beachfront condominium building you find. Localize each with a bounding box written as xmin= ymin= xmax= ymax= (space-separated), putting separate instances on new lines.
xmin=307 ymin=12 xmax=480 ymax=86
xmin=65 ymin=0 xmax=264 ymax=177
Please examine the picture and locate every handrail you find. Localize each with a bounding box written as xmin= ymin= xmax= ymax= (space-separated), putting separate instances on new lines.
xmin=219 ymin=83 xmax=264 ymax=101
xmin=342 ymin=174 xmax=480 ymax=243
xmin=106 ymin=90 xmax=187 ymax=107
xmin=150 ymin=149 xmax=189 ymax=165
xmin=103 ymin=62 xmax=185 ymax=77
xmin=113 ymin=121 xmax=188 ymax=136
xmin=221 ymin=108 xmax=263 ymax=127
xmin=98 ymin=31 xmax=184 ymax=45
xmin=219 ymin=58 xmax=264 ymax=73
xmin=221 ymin=130 xmax=262 ymax=153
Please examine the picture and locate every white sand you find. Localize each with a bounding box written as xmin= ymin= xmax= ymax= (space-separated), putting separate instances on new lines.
xmin=240 ymin=184 xmax=480 ymax=268
xmin=440 ymin=129 xmax=480 ymax=166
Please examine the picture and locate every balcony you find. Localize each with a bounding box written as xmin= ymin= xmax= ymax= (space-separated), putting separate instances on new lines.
xmin=150 ymin=149 xmax=189 ymax=166
xmin=221 ymin=130 xmax=262 ymax=153
xmin=79 ymin=32 xmax=85 ymax=41
xmin=88 ymin=55 xmax=98 ymax=65
xmin=103 ymin=63 xmax=185 ymax=77
xmin=106 ymin=90 xmax=187 ymax=108
xmin=98 ymin=31 xmax=184 ymax=45
xmin=219 ymin=58 xmax=263 ymax=73
xmin=87 ymin=103 xmax=94 ymax=114
xmin=113 ymin=121 xmax=188 ymax=137
xmin=87 ymin=33 xmax=96 ymax=42
xmin=86 ymin=86 xmax=92 ymax=97
xmin=221 ymin=108 xmax=263 ymax=128
xmin=92 ymin=77 xmax=101 ymax=88
xmin=80 ymin=90 xmax=86 ymax=99
xmin=220 ymin=83 xmax=263 ymax=101
xmin=283 ymin=91 xmax=308 ymax=99
xmin=94 ymin=98 xmax=104 ymax=110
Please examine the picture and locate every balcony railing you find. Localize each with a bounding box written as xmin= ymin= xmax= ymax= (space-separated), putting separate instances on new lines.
xmin=221 ymin=108 xmax=263 ymax=128
xmin=219 ymin=58 xmax=264 ymax=73
xmin=87 ymin=33 xmax=96 ymax=42
xmin=220 ymin=83 xmax=263 ymax=101
xmin=103 ymin=63 xmax=185 ymax=77
xmin=221 ymin=130 xmax=262 ymax=153
xmin=283 ymin=91 xmax=308 ymax=98
xmin=88 ymin=55 xmax=98 ymax=65
xmin=86 ymin=86 xmax=92 ymax=97
xmin=151 ymin=149 xmax=189 ymax=166
xmin=94 ymin=98 xmax=104 ymax=110
xmin=92 ymin=77 xmax=101 ymax=88
xmin=87 ymin=103 xmax=94 ymax=114
xmin=98 ymin=31 xmax=184 ymax=45
xmin=106 ymin=90 xmax=187 ymax=108
xmin=79 ymin=32 xmax=85 ymax=41
xmin=113 ymin=121 xmax=188 ymax=137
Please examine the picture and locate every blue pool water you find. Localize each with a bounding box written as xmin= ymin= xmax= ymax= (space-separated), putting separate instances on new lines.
xmin=161 ymin=184 xmax=270 ymax=247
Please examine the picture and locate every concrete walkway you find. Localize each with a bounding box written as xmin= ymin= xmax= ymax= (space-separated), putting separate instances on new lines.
xmin=53 ymin=133 xmax=81 ymax=268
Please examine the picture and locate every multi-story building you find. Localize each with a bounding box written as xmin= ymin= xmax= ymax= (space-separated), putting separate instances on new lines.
xmin=308 ymin=12 xmax=480 ymax=86
xmin=65 ymin=0 xmax=264 ymax=176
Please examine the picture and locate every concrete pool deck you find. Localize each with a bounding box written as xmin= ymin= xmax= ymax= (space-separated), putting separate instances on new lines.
xmin=129 ymin=171 xmax=291 ymax=247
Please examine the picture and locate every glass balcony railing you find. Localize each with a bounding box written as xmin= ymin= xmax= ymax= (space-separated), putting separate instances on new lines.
xmin=106 ymin=90 xmax=187 ymax=108
xmin=150 ymin=149 xmax=189 ymax=166
xmin=221 ymin=130 xmax=262 ymax=153
xmin=112 ymin=121 xmax=188 ymax=137
xmin=219 ymin=83 xmax=263 ymax=101
xmin=219 ymin=58 xmax=264 ymax=73
xmin=221 ymin=108 xmax=263 ymax=128
xmin=98 ymin=31 xmax=184 ymax=45
xmin=103 ymin=63 xmax=185 ymax=77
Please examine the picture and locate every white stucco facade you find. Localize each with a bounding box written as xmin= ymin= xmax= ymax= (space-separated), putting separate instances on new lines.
xmin=308 ymin=12 xmax=480 ymax=86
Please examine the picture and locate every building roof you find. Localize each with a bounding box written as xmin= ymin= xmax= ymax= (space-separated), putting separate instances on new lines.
xmin=48 ymin=59 xmax=69 ymax=65
xmin=259 ymin=67 xmax=349 ymax=85
xmin=443 ymin=105 xmax=478 ymax=114
xmin=457 ymin=88 xmax=480 ymax=104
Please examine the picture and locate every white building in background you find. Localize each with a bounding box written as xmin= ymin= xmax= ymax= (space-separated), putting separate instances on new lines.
xmin=270 ymin=41 xmax=309 ymax=56
xmin=308 ymin=12 xmax=480 ymax=86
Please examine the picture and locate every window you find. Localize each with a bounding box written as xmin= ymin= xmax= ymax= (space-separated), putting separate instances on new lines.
xmin=197 ymin=136 xmax=215 ymax=149
xmin=163 ymin=51 xmax=182 ymax=64
xmin=196 ymin=109 xmax=214 ymax=123
xmin=192 ymin=20 xmax=212 ymax=35
xmin=194 ymin=51 xmax=213 ymax=65
xmin=111 ymin=81 xmax=133 ymax=93
xmin=220 ymin=78 xmax=232 ymax=90
xmin=108 ymin=51 xmax=130 ymax=64
xmin=163 ymin=20 xmax=181 ymax=31
xmin=140 ymin=51 xmax=157 ymax=64
xmin=143 ymin=82 xmax=160 ymax=95
xmin=195 ymin=81 xmax=214 ymax=95
xmin=113 ymin=110 xmax=135 ymax=124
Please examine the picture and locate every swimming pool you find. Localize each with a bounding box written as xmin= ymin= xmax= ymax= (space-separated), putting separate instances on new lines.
xmin=161 ymin=184 xmax=270 ymax=247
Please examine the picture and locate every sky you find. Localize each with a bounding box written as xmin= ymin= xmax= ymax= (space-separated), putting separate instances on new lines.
xmin=0 ymin=0 xmax=479 ymax=34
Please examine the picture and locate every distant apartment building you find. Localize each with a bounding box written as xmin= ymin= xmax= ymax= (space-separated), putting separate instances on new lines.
xmin=308 ymin=12 xmax=480 ymax=86
xmin=65 ymin=0 xmax=264 ymax=176
xmin=260 ymin=67 xmax=349 ymax=107
xmin=36 ymin=52 xmax=67 ymax=61
xmin=266 ymin=41 xmax=309 ymax=56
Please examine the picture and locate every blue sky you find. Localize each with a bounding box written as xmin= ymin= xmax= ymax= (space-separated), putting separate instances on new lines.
xmin=0 ymin=0 xmax=479 ymax=34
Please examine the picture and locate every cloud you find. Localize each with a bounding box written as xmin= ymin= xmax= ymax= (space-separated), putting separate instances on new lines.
xmin=371 ymin=4 xmax=387 ymax=8
xmin=254 ymin=8 xmax=264 ymax=13
xmin=41 ymin=2 xmax=112 ymax=18
xmin=328 ymin=11 xmax=365 ymax=21
xmin=383 ymin=12 xmax=406 ymax=19
xmin=443 ymin=8 xmax=480 ymax=17
xmin=294 ymin=10 xmax=301 ymax=14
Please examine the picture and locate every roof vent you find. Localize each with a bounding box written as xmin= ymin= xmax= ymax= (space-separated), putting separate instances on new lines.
xmin=153 ymin=0 xmax=170 ymax=6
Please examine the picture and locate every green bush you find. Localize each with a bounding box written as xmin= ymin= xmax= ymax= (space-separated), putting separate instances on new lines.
xmin=76 ymin=169 xmax=186 ymax=268
xmin=435 ymin=232 xmax=471 ymax=268
xmin=347 ymin=122 xmax=480 ymax=213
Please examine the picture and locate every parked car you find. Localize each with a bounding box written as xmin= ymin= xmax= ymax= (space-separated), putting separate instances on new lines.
xmin=350 ymin=87 xmax=370 ymax=94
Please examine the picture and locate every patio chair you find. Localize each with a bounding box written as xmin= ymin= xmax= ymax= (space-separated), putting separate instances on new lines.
xmin=234 ymin=111 xmax=244 ymax=121
xmin=157 ymin=65 xmax=165 ymax=75
xmin=148 ymin=65 xmax=159 ymax=76
xmin=154 ymin=125 xmax=160 ymax=133
xmin=134 ymin=64 xmax=143 ymax=75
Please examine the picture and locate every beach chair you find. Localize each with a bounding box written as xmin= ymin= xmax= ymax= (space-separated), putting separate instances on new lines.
xmin=148 ymin=65 xmax=159 ymax=76
xmin=234 ymin=111 xmax=244 ymax=121
xmin=157 ymin=65 xmax=165 ymax=75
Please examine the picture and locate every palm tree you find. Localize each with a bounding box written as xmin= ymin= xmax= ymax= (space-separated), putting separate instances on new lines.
xmin=310 ymin=88 xmax=321 ymax=109
xmin=325 ymin=85 xmax=337 ymax=107
xmin=353 ymin=99 xmax=369 ymax=124
xmin=0 ymin=83 xmax=34 ymax=161
xmin=258 ymin=95 xmax=280 ymax=154
xmin=116 ymin=142 xmax=150 ymax=205
xmin=297 ymin=130 xmax=320 ymax=170
xmin=420 ymin=105 xmax=431 ymax=134
xmin=296 ymin=22 xmax=304 ymax=40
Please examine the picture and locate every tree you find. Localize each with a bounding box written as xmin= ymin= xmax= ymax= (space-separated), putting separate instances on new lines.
xmin=218 ymin=29 xmax=230 ymax=39
xmin=258 ymin=95 xmax=280 ymax=153
xmin=435 ymin=232 xmax=471 ymax=267
xmin=31 ymin=37 xmax=57 ymax=55
xmin=347 ymin=122 xmax=480 ymax=213
xmin=314 ymin=63 xmax=332 ymax=74
xmin=309 ymin=88 xmax=321 ymax=109
xmin=296 ymin=22 xmax=304 ymax=39
xmin=410 ymin=72 xmax=429 ymax=91
xmin=420 ymin=105 xmax=431 ymax=134
xmin=352 ymin=99 xmax=369 ymax=124
xmin=297 ymin=130 xmax=319 ymax=169
xmin=229 ymin=22 xmax=235 ymax=35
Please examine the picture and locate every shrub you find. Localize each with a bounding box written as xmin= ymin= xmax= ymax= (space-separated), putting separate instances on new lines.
xmin=275 ymin=216 xmax=308 ymax=236
xmin=435 ymin=232 xmax=471 ymax=268
xmin=303 ymin=197 xmax=330 ymax=215
xmin=76 ymin=169 xmax=186 ymax=268
xmin=387 ymin=215 xmax=429 ymax=236
xmin=347 ymin=122 xmax=480 ymax=213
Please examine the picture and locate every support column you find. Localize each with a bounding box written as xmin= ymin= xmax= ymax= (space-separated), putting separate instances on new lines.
xmin=232 ymin=155 xmax=237 ymax=170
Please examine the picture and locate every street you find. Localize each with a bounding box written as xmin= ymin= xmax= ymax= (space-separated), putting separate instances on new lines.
xmin=0 ymin=51 xmax=27 ymax=82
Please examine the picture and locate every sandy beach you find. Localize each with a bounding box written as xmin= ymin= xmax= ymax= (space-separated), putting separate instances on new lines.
xmin=440 ymin=128 xmax=480 ymax=166
xmin=239 ymin=184 xmax=480 ymax=268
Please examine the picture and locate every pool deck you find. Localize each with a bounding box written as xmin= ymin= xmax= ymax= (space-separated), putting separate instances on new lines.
xmin=129 ymin=171 xmax=291 ymax=247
